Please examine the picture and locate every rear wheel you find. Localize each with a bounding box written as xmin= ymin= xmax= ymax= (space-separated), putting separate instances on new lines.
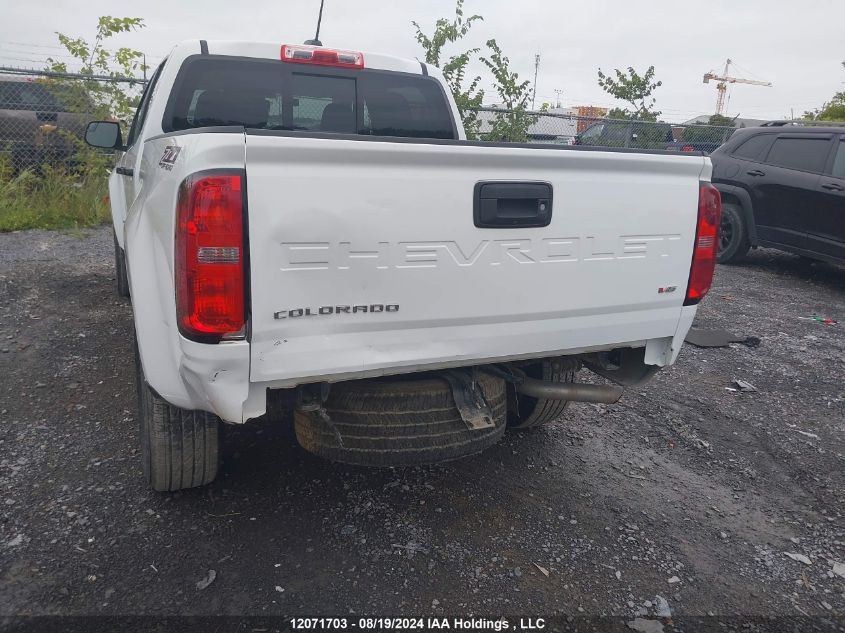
xmin=294 ymin=373 xmax=507 ymax=466
xmin=114 ymin=231 xmax=130 ymax=299
xmin=135 ymin=339 xmax=220 ymax=491
xmin=717 ymin=203 xmax=750 ymax=264
xmin=506 ymin=358 xmax=578 ymax=429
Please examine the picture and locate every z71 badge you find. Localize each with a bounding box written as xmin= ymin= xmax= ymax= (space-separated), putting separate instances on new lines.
xmin=158 ymin=146 xmax=181 ymax=171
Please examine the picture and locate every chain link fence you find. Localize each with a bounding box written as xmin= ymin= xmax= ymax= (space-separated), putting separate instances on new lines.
xmin=1 ymin=65 xmax=761 ymax=177
xmin=0 ymin=67 xmax=145 ymax=174
xmin=0 ymin=67 xmax=147 ymax=230
xmin=466 ymin=106 xmax=739 ymax=152
xmin=467 ymin=107 xmax=845 ymax=148
xmin=0 ymin=65 xmax=774 ymax=179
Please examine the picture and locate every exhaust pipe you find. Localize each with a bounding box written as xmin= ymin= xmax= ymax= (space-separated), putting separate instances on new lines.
xmin=509 ymin=368 xmax=624 ymax=404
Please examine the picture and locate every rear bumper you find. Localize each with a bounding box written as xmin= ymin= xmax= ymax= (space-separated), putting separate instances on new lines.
xmin=250 ymin=305 xmax=694 ymax=386
xmin=150 ymin=301 xmax=698 ymax=425
xmin=143 ymin=299 xmax=700 ymax=423
xmin=168 ymin=303 xmax=697 ymax=424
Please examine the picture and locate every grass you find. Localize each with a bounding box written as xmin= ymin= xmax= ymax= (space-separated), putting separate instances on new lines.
xmin=0 ymin=161 xmax=110 ymax=232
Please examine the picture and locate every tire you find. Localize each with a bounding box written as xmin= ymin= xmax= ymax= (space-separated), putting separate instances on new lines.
xmin=114 ymin=231 xmax=130 ymax=299
xmin=135 ymin=339 xmax=220 ymax=491
xmin=294 ymin=373 xmax=507 ymax=466
xmin=506 ymin=358 xmax=579 ymax=429
xmin=717 ymin=203 xmax=750 ymax=264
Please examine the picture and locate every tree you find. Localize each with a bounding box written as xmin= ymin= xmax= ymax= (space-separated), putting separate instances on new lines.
xmin=413 ymin=1 xmax=484 ymax=138
xmin=597 ymin=66 xmax=662 ymax=121
xmin=804 ymin=92 xmax=845 ymax=122
xmin=804 ymin=61 xmax=845 ymax=122
xmin=413 ymin=2 xmax=542 ymax=142
xmin=683 ymin=113 xmax=736 ymax=144
xmin=37 ymin=17 xmax=147 ymax=179
xmin=45 ymin=16 xmax=147 ymax=121
xmin=479 ymin=39 xmax=538 ymax=142
xmin=706 ymin=113 xmax=735 ymax=127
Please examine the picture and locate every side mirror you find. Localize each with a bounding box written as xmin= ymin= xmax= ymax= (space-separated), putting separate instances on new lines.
xmin=85 ymin=121 xmax=125 ymax=150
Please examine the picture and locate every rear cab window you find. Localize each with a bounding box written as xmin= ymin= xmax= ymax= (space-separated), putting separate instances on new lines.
xmin=162 ymin=56 xmax=457 ymax=140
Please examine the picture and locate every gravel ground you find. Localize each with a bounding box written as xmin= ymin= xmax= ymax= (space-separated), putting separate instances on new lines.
xmin=0 ymin=227 xmax=843 ymax=623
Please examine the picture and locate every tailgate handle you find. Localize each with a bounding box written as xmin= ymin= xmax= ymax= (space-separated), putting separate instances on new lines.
xmin=473 ymin=181 xmax=553 ymax=228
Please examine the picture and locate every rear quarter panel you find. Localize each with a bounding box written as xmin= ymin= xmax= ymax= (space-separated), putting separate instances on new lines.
xmin=127 ymin=131 xmax=252 ymax=421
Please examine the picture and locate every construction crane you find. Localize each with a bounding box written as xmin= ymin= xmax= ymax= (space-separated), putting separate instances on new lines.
xmin=703 ymin=59 xmax=772 ymax=116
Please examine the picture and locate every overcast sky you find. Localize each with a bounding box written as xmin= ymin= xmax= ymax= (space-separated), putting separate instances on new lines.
xmin=1 ymin=0 xmax=843 ymax=122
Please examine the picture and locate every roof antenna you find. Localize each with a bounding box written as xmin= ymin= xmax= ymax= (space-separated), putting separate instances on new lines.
xmin=304 ymin=0 xmax=325 ymax=46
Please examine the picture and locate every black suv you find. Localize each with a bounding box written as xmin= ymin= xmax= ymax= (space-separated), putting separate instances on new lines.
xmin=710 ymin=122 xmax=845 ymax=265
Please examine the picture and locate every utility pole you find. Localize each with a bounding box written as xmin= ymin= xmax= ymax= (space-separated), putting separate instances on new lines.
xmin=532 ymin=52 xmax=540 ymax=110
xmin=554 ymin=89 xmax=564 ymax=109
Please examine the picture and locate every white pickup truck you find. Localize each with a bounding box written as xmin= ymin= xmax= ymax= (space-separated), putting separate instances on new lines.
xmin=85 ymin=40 xmax=721 ymax=491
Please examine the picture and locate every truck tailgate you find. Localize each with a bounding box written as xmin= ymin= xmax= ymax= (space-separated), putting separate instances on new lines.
xmin=245 ymin=134 xmax=706 ymax=385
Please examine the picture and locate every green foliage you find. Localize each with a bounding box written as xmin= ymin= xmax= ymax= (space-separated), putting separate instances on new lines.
xmin=804 ymin=92 xmax=845 ymax=122
xmin=597 ymin=66 xmax=662 ymax=121
xmin=479 ymin=39 xmax=536 ymax=142
xmin=46 ymin=16 xmax=147 ymax=121
xmin=0 ymin=163 xmax=109 ymax=231
xmin=706 ymin=114 xmax=734 ymax=127
xmin=413 ymin=1 xmax=541 ymax=142
xmin=0 ymin=16 xmax=146 ymax=230
xmin=606 ymin=107 xmax=630 ymax=120
xmin=803 ymin=61 xmax=845 ymax=122
xmin=413 ymin=1 xmax=484 ymax=138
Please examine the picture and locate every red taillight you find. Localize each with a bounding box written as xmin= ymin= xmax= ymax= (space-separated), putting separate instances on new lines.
xmin=280 ymin=44 xmax=364 ymax=69
xmin=684 ymin=183 xmax=722 ymax=306
xmin=175 ymin=173 xmax=245 ymax=342
xmin=681 ymin=144 xmax=695 ymax=152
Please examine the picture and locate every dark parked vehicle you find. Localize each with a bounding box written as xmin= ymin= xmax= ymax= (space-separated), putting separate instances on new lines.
xmin=665 ymin=139 xmax=726 ymax=154
xmin=574 ymin=119 xmax=674 ymax=150
xmin=710 ymin=122 xmax=845 ymax=265
xmin=0 ymin=76 xmax=91 ymax=170
xmin=666 ymin=125 xmax=736 ymax=154
xmin=575 ymin=119 xmax=735 ymax=154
